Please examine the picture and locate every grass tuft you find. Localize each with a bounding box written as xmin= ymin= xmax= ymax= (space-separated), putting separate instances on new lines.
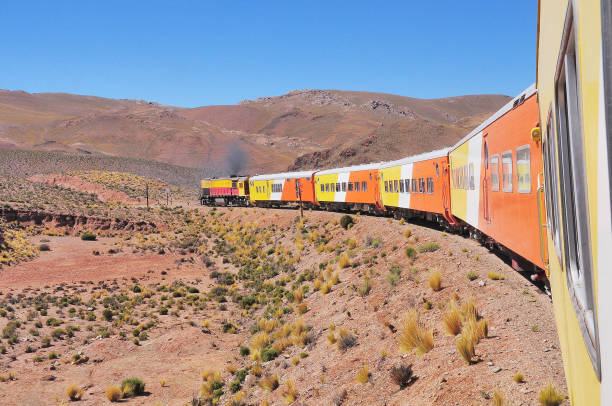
xmin=66 ymin=384 xmax=82 ymax=401
xmin=355 ymin=364 xmax=370 ymax=383
xmin=537 ymin=383 xmax=566 ymax=406
xmin=106 ymin=386 xmax=122 ymax=402
xmin=399 ymin=309 xmax=434 ymax=355
xmin=428 ymin=269 xmax=441 ymax=291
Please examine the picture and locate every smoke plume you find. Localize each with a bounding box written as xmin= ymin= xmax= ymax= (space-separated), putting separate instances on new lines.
xmin=226 ymin=144 xmax=247 ymax=176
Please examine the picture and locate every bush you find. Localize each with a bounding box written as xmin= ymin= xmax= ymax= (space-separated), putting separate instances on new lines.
xmin=399 ymin=309 xmax=434 ymax=355
xmin=405 ymin=246 xmax=417 ymax=259
xmin=390 ymin=364 xmax=414 ymax=388
xmin=102 ymin=309 xmax=113 ymax=321
xmin=66 ymin=384 xmax=82 ymax=401
xmin=39 ymin=244 xmax=51 ymax=251
xmin=259 ymin=375 xmax=279 ymax=392
xmin=340 ymin=215 xmax=354 ymax=230
xmin=80 ymin=232 xmax=97 ymax=241
xmin=261 ymin=347 xmax=279 ymax=362
xmin=428 ymin=269 xmax=441 ymax=291
xmin=355 ymin=364 xmax=369 ymax=383
xmin=418 ymin=242 xmax=440 ymax=253
xmin=338 ymin=328 xmax=357 ymax=351
xmin=121 ymin=377 xmax=146 ymax=397
xmin=467 ymin=271 xmax=478 ymax=281
xmin=239 ymin=346 xmax=250 ymax=357
xmin=106 ymin=386 xmax=122 ymax=402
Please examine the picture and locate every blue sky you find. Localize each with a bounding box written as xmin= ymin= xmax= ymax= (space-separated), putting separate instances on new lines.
xmin=0 ymin=1 xmax=537 ymax=107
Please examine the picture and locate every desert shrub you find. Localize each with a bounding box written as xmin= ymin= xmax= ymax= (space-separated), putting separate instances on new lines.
xmin=428 ymin=269 xmax=441 ymax=291
xmin=338 ymin=328 xmax=357 ymax=351
xmin=338 ymin=253 xmax=350 ymax=269
xmin=66 ymin=384 xmax=82 ymax=401
xmin=358 ymin=278 xmax=371 ymax=297
xmin=537 ymin=383 xmax=565 ymax=406
xmin=355 ymin=364 xmax=370 ymax=383
xmin=259 ymin=375 xmax=279 ymax=392
xmin=390 ymin=364 xmax=414 ymax=388
xmin=405 ymin=246 xmax=416 ymax=259
xmin=239 ymin=346 xmax=250 ymax=357
xmin=39 ymin=244 xmax=51 ymax=251
xmin=106 ymin=386 xmax=122 ymax=402
xmin=261 ymin=347 xmax=279 ymax=362
xmin=80 ymin=232 xmax=97 ymax=241
xmin=102 ymin=309 xmax=113 ymax=321
xmin=399 ymin=309 xmax=433 ymax=355
xmin=340 ymin=215 xmax=354 ymax=230
xmin=121 ymin=377 xmax=146 ymax=397
xmin=513 ymin=373 xmax=525 ymax=383
xmin=418 ymin=242 xmax=440 ymax=253
xmin=467 ymin=271 xmax=478 ymax=281
xmin=488 ymin=272 xmax=504 ymax=280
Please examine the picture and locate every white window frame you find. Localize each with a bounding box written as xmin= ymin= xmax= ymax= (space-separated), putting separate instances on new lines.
xmin=502 ymin=151 xmax=513 ymax=193
xmin=516 ymin=145 xmax=531 ymax=194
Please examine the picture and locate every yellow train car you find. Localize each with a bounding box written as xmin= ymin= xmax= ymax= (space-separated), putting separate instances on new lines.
xmin=537 ymin=0 xmax=612 ymax=403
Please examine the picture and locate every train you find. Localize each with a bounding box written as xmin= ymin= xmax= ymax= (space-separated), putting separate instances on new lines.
xmin=199 ymin=0 xmax=611 ymax=403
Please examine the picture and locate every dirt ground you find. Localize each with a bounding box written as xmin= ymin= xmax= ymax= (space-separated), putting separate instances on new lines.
xmin=0 ymin=206 xmax=567 ymax=406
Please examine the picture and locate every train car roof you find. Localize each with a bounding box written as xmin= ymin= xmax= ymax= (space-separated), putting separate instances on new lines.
xmin=201 ymin=176 xmax=248 ymax=181
xmin=249 ymin=170 xmax=317 ymax=181
xmin=316 ymin=161 xmax=386 ymax=175
xmin=450 ymin=83 xmax=537 ymax=151
xmin=378 ymin=148 xmax=450 ymax=169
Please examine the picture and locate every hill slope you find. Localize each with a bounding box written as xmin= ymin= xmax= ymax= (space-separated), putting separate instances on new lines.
xmin=0 ymin=89 xmax=510 ymax=174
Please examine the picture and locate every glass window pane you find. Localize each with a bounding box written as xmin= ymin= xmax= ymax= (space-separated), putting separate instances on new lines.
xmin=517 ymin=146 xmax=531 ymax=193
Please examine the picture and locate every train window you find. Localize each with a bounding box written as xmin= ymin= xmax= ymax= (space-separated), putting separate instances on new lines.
xmin=393 ymin=180 xmax=398 ymax=193
xmin=320 ymin=184 xmax=324 ymax=192
xmin=469 ymin=163 xmax=475 ymax=190
xmin=555 ymin=12 xmax=599 ymax=373
xmin=484 ymin=141 xmax=488 ymax=169
xmin=362 ymin=181 xmax=367 ymax=192
xmin=412 ymin=179 xmax=418 ymax=193
xmin=355 ymin=182 xmax=360 ymax=192
xmin=384 ymin=181 xmax=389 ymax=193
xmin=543 ymin=111 xmax=561 ymax=258
xmin=405 ymin=179 xmax=410 ymax=193
xmin=325 ymin=183 xmax=329 ymax=192
xmin=516 ymin=145 xmax=531 ymax=193
xmin=348 ymin=182 xmax=354 ymax=192
xmin=435 ymin=163 xmax=440 ymax=177
xmin=490 ymin=155 xmax=500 ymax=191
xmin=502 ymin=151 xmax=513 ymax=192
xmin=336 ymin=183 xmax=340 ymax=192
xmin=342 ymin=182 xmax=346 ymax=191
xmin=419 ymin=178 xmax=425 ymax=193
xmin=399 ymin=180 xmax=405 ymax=193
xmin=331 ymin=183 xmax=335 ymax=192
xmin=427 ymin=177 xmax=434 ymax=194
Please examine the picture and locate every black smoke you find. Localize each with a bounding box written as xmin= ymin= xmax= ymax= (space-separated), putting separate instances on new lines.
xmin=226 ymin=144 xmax=247 ymax=176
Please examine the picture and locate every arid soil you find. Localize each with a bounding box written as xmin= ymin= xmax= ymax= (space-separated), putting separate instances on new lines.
xmin=27 ymin=175 xmax=140 ymax=204
xmin=0 ymin=206 xmax=566 ymax=406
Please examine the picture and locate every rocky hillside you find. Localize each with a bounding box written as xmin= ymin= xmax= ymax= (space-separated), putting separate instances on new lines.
xmin=0 ymin=89 xmax=510 ymax=174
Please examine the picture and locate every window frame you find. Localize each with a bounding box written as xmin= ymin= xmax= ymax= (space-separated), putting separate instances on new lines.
xmin=427 ymin=177 xmax=434 ymax=194
xmin=355 ymin=181 xmax=360 ymax=192
xmin=490 ymin=154 xmax=500 ymax=191
xmin=516 ymin=145 xmax=532 ymax=194
xmin=399 ymin=179 xmax=405 ymax=193
xmin=405 ymin=179 xmax=410 ymax=193
xmin=502 ymin=150 xmax=513 ymax=193
xmin=362 ymin=181 xmax=367 ymax=192
xmin=418 ymin=178 xmax=425 ymax=194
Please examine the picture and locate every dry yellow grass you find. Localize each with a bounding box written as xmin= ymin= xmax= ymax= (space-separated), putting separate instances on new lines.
xmin=251 ymin=363 xmax=263 ymax=377
xmin=282 ymin=379 xmax=298 ymax=404
xmin=404 ymin=228 xmax=412 ymax=238
xmin=428 ymin=269 xmax=441 ymax=291
xmin=493 ymin=390 xmax=506 ymax=406
xmin=513 ymin=373 xmax=525 ymax=383
xmin=355 ymin=364 xmax=370 ymax=383
xmin=259 ymin=375 xmax=279 ymax=392
xmin=338 ymin=253 xmax=350 ymax=268
xmin=537 ymin=383 xmax=566 ymax=406
xmin=66 ymin=384 xmax=82 ymax=401
xmin=443 ymin=305 xmax=463 ymax=336
xmin=105 ymin=386 xmax=122 ymax=402
xmin=399 ymin=309 xmax=434 ymax=355
xmin=456 ymin=333 xmax=476 ymax=364
xmin=348 ymin=237 xmax=357 ymax=249
xmin=251 ymin=332 xmax=271 ymax=351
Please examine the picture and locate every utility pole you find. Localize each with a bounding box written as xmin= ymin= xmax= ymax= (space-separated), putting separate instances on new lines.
xmin=146 ymin=182 xmax=149 ymax=209
xmin=296 ymin=179 xmax=303 ymax=218
xmin=165 ymin=188 xmax=170 ymax=206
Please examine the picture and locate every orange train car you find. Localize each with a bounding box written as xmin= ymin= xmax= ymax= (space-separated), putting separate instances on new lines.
xmin=313 ymin=163 xmax=383 ymax=212
xmin=449 ymin=84 xmax=546 ymax=271
xmin=378 ymin=148 xmax=456 ymax=225
xmin=248 ymin=171 xmax=317 ymax=207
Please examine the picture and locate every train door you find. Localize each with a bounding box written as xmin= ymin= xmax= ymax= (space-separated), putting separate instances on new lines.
xmin=483 ymin=138 xmax=491 ymax=224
